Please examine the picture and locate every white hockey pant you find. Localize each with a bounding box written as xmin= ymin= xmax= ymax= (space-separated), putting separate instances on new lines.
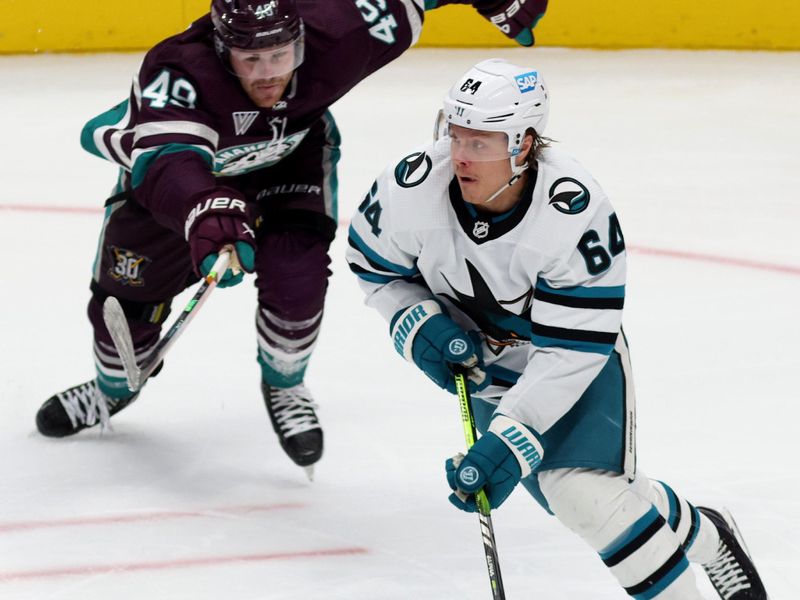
xmin=539 ymin=468 xmax=720 ymax=599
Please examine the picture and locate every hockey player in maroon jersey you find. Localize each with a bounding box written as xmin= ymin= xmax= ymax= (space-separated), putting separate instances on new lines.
xmin=35 ymin=0 xmax=549 ymax=473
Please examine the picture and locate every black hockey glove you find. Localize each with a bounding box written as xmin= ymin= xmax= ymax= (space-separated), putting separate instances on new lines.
xmin=184 ymin=187 xmax=257 ymax=288
xmin=424 ymin=0 xmax=548 ymax=46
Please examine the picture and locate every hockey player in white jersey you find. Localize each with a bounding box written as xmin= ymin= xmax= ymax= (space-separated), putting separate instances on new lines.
xmin=346 ymin=59 xmax=768 ymax=599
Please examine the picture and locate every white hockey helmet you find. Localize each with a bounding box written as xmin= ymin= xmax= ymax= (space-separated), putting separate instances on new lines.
xmin=439 ymin=59 xmax=549 ymax=164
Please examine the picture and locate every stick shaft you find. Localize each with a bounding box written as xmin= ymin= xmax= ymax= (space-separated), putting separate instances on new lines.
xmin=137 ymin=251 xmax=230 ymax=384
xmin=103 ymin=250 xmax=231 ymax=392
xmin=454 ymin=372 xmax=506 ymax=599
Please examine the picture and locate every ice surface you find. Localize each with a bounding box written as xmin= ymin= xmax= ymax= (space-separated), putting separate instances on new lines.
xmin=1 ymin=47 xmax=798 ymax=599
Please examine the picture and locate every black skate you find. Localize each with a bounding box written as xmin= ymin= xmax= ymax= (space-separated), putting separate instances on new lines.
xmin=36 ymin=380 xmax=137 ymax=437
xmin=699 ymin=507 xmax=769 ymax=600
xmin=261 ymin=381 xmax=323 ymax=476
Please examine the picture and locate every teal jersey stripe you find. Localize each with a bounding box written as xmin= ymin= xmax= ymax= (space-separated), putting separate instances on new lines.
xmin=131 ymin=144 xmax=213 ymax=188
xmin=536 ymin=279 xmax=625 ymax=299
xmin=352 ymin=270 xmax=413 ymax=284
xmin=321 ymin=110 xmax=341 ymax=222
xmin=485 ymin=363 xmax=522 ymax=386
xmin=81 ymin=99 xmax=130 ymax=159
xmin=348 ymin=226 xmax=419 ymax=277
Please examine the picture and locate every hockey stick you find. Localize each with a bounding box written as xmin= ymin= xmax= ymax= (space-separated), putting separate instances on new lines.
xmin=103 ymin=249 xmax=232 ymax=393
xmin=454 ymin=371 xmax=506 ymax=600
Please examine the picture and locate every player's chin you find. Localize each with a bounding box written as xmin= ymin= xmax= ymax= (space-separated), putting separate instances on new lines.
xmin=251 ymin=88 xmax=281 ymax=108
xmin=245 ymin=80 xmax=284 ymax=106
xmin=457 ymin=178 xmax=480 ymax=200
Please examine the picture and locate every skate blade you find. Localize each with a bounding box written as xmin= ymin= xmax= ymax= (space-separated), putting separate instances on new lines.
xmin=721 ymin=507 xmax=754 ymax=559
xmin=304 ymin=465 xmax=315 ymax=482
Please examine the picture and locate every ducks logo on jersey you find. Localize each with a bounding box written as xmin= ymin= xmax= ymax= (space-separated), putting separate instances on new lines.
xmin=548 ymin=178 xmax=590 ymax=215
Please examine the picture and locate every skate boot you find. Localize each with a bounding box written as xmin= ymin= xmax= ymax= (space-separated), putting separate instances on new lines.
xmin=261 ymin=381 xmax=323 ymax=472
xmin=36 ymin=380 xmax=137 ymax=437
xmin=698 ymin=507 xmax=769 ymax=600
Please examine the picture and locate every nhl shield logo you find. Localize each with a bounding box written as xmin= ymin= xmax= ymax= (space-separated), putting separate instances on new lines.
xmin=548 ymin=178 xmax=590 ymax=215
xmin=473 ymin=221 xmax=490 ymax=239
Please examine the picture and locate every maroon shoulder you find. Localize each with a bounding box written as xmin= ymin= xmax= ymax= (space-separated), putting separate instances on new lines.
xmin=140 ymin=15 xmax=217 ymax=81
xmin=297 ymin=0 xmax=422 ymax=100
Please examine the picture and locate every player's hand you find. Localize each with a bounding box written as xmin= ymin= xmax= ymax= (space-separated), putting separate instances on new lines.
xmin=390 ymin=300 xmax=487 ymax=394
xmin=184 ymin=187 xmax=256 ymax=288
xmin=424 ymin=0 xmax=547 ymax=46
xmin=446 ymin=415 xmax=544 ymax=512
xmin=474 ymin=0 xmax=548 ymax=46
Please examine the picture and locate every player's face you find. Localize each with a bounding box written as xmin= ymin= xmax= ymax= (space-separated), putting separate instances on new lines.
xmin=450 ymin=126 xmax=517 ymax=207
xmin=230 ymin=44 xmax=296 ymax=108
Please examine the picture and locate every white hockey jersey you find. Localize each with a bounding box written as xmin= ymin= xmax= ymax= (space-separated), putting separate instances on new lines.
xmin=346 ymin=138 xmax=627 ymax=436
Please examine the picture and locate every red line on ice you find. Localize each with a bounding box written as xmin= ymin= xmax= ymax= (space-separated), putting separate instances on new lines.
xmin=0 ymin=503 xmax=304 ymax=534
xmin=0 ymin=203 xmax=102 ymax=215
xmin=0 ymin=547 xmax=368 ymax=582
xmin=2 ymin=203 xmax=798 ymax=276
xmin=626 ymin=245 xmax=800 ymax=276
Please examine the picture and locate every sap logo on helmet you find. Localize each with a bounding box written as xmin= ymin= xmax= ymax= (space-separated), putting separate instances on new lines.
xmin=254 ymin=1 xmax=277 ymax=18
xmin=515 ymin=71 xmax=539 ymax=93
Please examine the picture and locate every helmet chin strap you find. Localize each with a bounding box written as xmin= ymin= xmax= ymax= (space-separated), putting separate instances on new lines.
xmin=483 ymin=163 xmax=529 ymax=205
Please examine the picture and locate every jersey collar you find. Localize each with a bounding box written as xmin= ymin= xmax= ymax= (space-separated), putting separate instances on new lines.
xmin=448 ymin=169 xmax=538 ymax=244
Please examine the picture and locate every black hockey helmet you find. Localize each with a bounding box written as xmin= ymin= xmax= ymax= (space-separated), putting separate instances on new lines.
xmin=211 ymin=0 xmax=302 ymax=48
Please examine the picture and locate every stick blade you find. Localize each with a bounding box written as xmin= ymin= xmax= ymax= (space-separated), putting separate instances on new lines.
xmin=102 ymin=296 xmax=142 ymax=391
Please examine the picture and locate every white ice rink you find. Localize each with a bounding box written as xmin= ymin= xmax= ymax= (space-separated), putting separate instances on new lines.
xmin=1 ymin=47 xmax=799 ymax=599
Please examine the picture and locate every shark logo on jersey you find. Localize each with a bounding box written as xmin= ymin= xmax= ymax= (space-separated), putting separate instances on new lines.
xmin=107 ymin=246 xmax=151 ymax=286
xmin=442 ymin=259 xmax=534 ymax=359
xmin=548 ymin=178 xmax=590 ymax=215
xmin=394 ymin=152 xmax=433 ymax=188
xmin=215 ymin=117 xmax=309 ymax=176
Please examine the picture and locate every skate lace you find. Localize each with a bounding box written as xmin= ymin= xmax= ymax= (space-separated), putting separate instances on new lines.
xmin=705 ymin=540 xmax=751 ymax=599
xmin=58 ymin=382 xmax=111 ymax=432
xmin=268 ymin=385 xmax=320 ymax=437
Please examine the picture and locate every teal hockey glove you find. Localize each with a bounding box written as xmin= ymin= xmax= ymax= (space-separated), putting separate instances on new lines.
xmin=424 ymin=0 xmax=548 ymax=47
xmin=390 ymin=300 xmax=487 ymax=394
xmin=446 ymin=415 xmax=544 ymax=512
